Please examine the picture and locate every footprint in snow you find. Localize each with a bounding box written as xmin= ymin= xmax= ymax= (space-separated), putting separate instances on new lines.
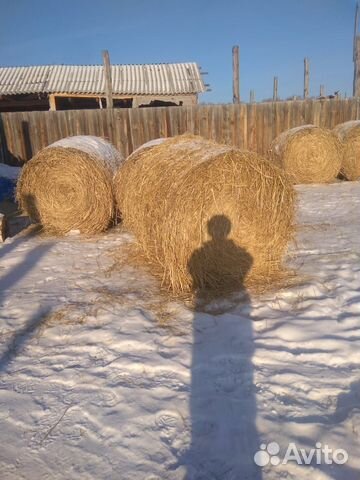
xmin=155 ymin=411 xmax=185 ymax=445
xmin=64 ymin=389 xmax=119 ymax=408
xmin=156 ymin=412 xmax=181 ymax=430
xmin=157 ymin=345 xmax=178 ymax=359
xmin=214 ymin=375 xmax=239 ymax=393
xmin=90 ymin=390 xmax=119 ymax=407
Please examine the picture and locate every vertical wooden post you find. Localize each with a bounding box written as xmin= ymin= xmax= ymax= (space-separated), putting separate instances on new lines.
xmin=273 ymin=76 xmax=278 ymax=101
xmin=354 ymin=37 xmax=360 ymax=97
xmin=49 ymin=94 xmax=57 ymax=111
xmin=249 ymin=90 xmax=255 ymax=103
xmin=353 ymin=3 xmax=359 ymax=96
xmin=232 ymin=45 xmax=240 ymax=104
xmin=354 ymin=2 xmax=359 ymax=60
xmin=304 ymin=57 xmax=310 ymax=99
xmin=319 ymin=85 xmax=325 ymax=97
xmin=102 ymin=50 xmax=113 ymax=109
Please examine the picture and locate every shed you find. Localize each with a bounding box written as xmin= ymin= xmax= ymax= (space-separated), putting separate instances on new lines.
xmin=0 ymin=62 xmax=208 ymax=112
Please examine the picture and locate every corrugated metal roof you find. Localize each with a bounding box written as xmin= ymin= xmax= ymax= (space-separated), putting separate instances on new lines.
xmin=0 ymin=63 xmax=206 ymax=96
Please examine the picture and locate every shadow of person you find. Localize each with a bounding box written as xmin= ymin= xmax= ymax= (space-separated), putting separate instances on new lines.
xmin=188 ymin=215 xmax=253 ymax=305
xmin=184 ymin=215 xmax=262 ymax=479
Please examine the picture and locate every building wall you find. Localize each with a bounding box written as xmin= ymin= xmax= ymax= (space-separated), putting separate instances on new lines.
xmin=0 ymin=93 xmax=198 ymax=112
xmin=133 ymin=94 xmax=197 ymax=107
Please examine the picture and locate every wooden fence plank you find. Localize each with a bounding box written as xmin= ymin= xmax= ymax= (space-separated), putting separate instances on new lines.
xmin=240 ymin=104 xmax=247 ymax=150
xmin=1 ymin=99 xmax=360 ymax=165
xmin=247 ymin=102 xmax=256 ymax=152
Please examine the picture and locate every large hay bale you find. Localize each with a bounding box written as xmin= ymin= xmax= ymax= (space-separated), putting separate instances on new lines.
xmin=333 ymin=120 xmax=360 ymax=180
xmin=269 ymin=125 xmax=341 ymax=184
xmin=16 ymin=136 xmax=123 ymax=235
xmin=114 ymin=135 xmax=295 ymax=295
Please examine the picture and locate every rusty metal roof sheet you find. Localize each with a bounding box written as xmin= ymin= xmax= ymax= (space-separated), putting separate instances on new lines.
xmin=0 ymin=63 xmax=206 ymax=96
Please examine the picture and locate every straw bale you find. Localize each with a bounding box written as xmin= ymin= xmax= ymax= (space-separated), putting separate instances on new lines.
xmin=115 ymin=135 xmax=295 ymax=295
xmin=17 ymin=135 xmax=123 ymax=234
xmin=333 ymin=120 xmax=360 ymax=180
xmin=269 ymin=125 xmax=341 ymax=184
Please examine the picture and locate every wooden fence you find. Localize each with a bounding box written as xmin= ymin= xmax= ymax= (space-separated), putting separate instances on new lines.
xmin=1 ymin=99 xmax=360 ymax=165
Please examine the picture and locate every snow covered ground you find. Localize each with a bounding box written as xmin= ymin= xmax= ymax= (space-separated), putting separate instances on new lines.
xmin=0 ymin=182 xmax=359 ymax=480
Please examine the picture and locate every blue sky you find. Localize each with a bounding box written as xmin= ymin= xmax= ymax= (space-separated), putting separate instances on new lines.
xmin=0 ymin=0 xmax=356 ymax=103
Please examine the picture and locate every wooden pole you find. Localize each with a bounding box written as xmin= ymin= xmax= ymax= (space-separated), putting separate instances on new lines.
xmin=354 ymin=3 xmax=359 ymax=61
xmin=273 ymin=76 xmax=278 ymax=101
xmin=355 ymin=37 xmax=360 ymax=97
xmin=354 ymin=3 xmax=360 ymax=96
xmin=102 ymin=50 xmax=113 ymax=109
xmin=249 ymin=90 xmax=255 ymax=103
xmin=304 ymin=57 xmax=310 ymax=99
xmin=49 ymin=94 xmax=57 ymax=111
xmin=232 ymin=45 xmax=240 ymax=104
xmin=320 ymin=85 xmax=325 ymax=97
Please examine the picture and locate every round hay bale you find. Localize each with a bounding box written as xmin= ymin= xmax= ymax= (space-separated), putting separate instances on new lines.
xmin=16 ymin=135 xmax=123 ymax=235
xmin=114 ymin=135 xmax=295 ymax=295
xmin=269 ymin=125 xmax=341 ymax=184
xmin=333 ymin=120 xmax=360 ymax=180
xmin=130 ymin=137 xmax=166 ymax=156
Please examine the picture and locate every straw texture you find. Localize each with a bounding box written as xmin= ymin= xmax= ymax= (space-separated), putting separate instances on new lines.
xmin=114 ymin=135 xmax=296 ymax=295
xmin=333 ymin=120 xmax=360 ymax=180
xmin=17 ymin=136 xmax=123 ymax=234
xmin=269 ymin=125 xmax=342 ymax=184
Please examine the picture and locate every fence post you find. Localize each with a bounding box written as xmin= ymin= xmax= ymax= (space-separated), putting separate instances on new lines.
xmin=102 ymin=50 xmax=113 ymax=109
xmin=232 ymin=46 xmax=240 ymax=104
xmin=273 ymin=77 xmax=278 ymax=101
xmin=354 ymin=38 xmax=360 ymax=97
xmin=353 ymin=2 xmax=359 ymax=96
xmin=304 ymin=57 xmax=310 ymax=99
